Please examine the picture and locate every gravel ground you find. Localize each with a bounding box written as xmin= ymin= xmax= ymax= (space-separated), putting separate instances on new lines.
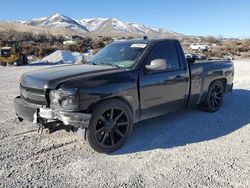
xmin=0 ymin=60 xmax=250 ymax=188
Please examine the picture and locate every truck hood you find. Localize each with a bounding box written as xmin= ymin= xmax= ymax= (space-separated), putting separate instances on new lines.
xmin=21 ymin=64 xmax=119 ymax=89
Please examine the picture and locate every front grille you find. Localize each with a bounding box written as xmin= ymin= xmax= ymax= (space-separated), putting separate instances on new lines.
xmin=20 ymin=84 xmax=47 ymax=106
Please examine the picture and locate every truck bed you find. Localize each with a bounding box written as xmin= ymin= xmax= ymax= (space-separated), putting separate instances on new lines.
xmin=188 ymin=60 xmax=234 ymax=105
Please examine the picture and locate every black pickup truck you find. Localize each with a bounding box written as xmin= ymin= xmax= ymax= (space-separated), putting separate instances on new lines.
xmin=14 ymin=39 xmax=234 ymax=153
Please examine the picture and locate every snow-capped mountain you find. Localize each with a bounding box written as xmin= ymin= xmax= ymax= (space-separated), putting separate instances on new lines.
xmin=79 ymin=18 xmax=131 ymax=33
xmin=25 ymin=13 xmax=88 ymax=32
xmin=78 ymin=18 xmax=177 ymax=36
xmin=24 ymin=13 xmax=181 ymax=38
xmin=78 ymin=17 xmax=180 ymax=37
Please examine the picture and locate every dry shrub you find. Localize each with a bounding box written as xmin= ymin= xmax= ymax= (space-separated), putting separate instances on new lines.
xmin=0 ymin=31 xmax=114 ymax=58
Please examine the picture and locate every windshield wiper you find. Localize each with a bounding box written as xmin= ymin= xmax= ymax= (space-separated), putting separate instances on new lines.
xmin=89 ymin=61 xmax=125 ymax=70
xmin=99 ymin=62 xmax=124 ymax=69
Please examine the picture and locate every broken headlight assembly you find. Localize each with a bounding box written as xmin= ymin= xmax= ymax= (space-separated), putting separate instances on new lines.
xmin=49 ymin=88 xmax=79 ymax=111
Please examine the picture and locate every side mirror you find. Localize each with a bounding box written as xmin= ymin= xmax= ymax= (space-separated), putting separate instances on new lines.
xmin=145 ymin=59 xmax=168 ymax=71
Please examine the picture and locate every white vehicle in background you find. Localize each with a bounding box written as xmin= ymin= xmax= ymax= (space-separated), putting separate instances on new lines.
xmin=189 ymin=43 xmax=208 ymax=51
xmin=63 ymin=40 xmax=77 ymax=45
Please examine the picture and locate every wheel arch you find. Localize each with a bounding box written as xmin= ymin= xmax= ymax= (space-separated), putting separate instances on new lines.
xmin=199 ymin=78 xmax=226 ymax=112
xmin=200 ymin=78 xmax=227 ymax=104
xmin=87 ymin=96 xmax=136 ymax=122
xmin=210 ymin=78 xmax=227 ymax=92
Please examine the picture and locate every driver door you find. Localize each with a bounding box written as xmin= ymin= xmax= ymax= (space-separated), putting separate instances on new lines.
xmin=139 ymin=41 xmax=189 ymax=120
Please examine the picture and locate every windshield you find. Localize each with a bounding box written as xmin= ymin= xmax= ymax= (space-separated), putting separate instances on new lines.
xmin=88 ymin=42 xmax=147 ymax=68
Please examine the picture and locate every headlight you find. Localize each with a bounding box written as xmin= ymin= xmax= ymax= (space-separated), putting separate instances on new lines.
xmin=49 ymin=88 xmax=79 ymax=111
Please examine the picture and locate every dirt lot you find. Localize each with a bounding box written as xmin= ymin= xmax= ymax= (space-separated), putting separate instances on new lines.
xmin=0 ymin=60 xmax=250 ymax=187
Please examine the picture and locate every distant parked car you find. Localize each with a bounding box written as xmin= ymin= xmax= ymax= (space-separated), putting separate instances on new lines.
xmin=189 ymin=43 xmax=208 ymax=51
xmin=63 ymin=40 xmax=77 ymax=45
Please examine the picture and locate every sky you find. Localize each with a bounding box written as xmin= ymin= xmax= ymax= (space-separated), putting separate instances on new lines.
xmin=0 ymin=0 xmax=250 ymax=38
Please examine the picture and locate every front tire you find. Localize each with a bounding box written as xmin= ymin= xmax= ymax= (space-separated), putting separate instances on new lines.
xmin=200 ymin=80 xmax=224 ymax=112
xmin=87 ymin=99 xmax=133 ymax=153
xmin=17 ymin=54 xmax=24 ymax=66
xmin=17 ymin=54 xmax=28 ymax=66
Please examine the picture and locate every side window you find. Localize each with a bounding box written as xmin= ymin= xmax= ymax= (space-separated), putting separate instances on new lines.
xmin=148 ymin=42 xmax=180 ymax=70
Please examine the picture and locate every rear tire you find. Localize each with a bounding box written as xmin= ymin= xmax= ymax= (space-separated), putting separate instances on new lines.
xmin=87 ymin=99 xmax=133 ymax=153
xmin=0 ymin=62 xmax=7 ymax=66
xmin=200 ymin=80 xmax=224 ymax=112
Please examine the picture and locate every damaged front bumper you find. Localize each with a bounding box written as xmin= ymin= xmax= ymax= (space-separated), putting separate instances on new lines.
xmin=14 ymin=96 xmax=91 ymax=128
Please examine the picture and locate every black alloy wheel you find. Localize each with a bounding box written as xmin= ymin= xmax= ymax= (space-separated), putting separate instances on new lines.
xmin=87 ymin=99 xmax=133 ymax=153
xmin=201 ymin=80 xmax=224 ymax=112
xmin=95 ymin=108 xmax=129 ymax=146
xmin=209 ymin=83 xmax=223 ymax=108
